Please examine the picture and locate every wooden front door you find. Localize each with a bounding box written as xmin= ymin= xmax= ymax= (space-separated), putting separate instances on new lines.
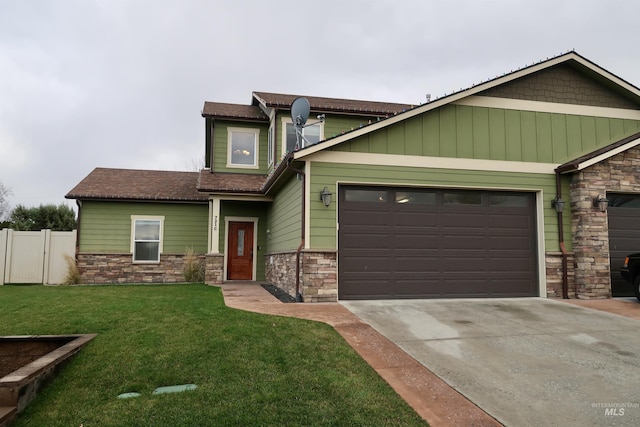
xmin=227 ymin=221 xmax=254 ymax=280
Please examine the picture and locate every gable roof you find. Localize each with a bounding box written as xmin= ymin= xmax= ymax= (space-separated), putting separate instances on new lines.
xmin=65 ymin=168 xmax=207 ymax=202
xmin=293 ymin=51 xmax=640 ymax=160
xmin=201 ymin=102 xmax=268 ymax=121
xmin=556 ymin=131 xmax=640 ymax=174
xmin=252 ymin=91 xmax=413 ymax=115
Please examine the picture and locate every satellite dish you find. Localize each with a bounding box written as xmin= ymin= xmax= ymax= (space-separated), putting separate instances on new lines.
xmin=291 ymin=97 xmax=310 ymax=126
xmin=291 ymin=97 xmax=310 ymax=149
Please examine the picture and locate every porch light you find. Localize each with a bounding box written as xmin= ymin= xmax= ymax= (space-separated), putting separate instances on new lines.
xmin=320 ymin=186 xmax=333 ymax=207
xmin=551 ymin=197 xmax=565 ymax=213
xmin=593 ymin=194 xmax=609 ymax=212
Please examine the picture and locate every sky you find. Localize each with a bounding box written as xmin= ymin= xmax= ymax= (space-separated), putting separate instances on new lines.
xmin=1 ymin=0 xmax=640 ymax=214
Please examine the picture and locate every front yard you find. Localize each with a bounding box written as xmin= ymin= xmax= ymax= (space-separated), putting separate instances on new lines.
xmin=0 ymin=284 xmax=426 ymax=426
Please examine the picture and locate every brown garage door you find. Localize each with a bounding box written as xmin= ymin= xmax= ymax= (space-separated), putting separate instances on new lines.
xmin=338 ymin=186 xmax=538 ymax=299
xmin=607 ymin=193 xmax=640 ymax=297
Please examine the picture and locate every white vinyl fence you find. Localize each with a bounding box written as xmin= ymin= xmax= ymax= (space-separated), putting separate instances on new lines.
xmin=0 ymin=229 xmax=77 ymax=285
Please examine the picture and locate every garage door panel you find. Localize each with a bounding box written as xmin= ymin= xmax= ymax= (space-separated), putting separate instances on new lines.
xmin=394 ymin=211 xmax=439 ymax=226
xmin=488 ymin=214 xmax=531 ymax=228
xmin=338 ymin=186 xmax=537 ymax=299
xmin=341 ymin=233 xmax=391 ymax=248
xmin=488 ymin=235 xmax=532 ymax=250
xmin=442 ymin=214 xmax=485 ymax=228
xmin=340 ymin=280 xmax=394 ymax=299
xmin=394 ymin=258 xmax=442 ymax=272
xmin=443 ymin=235 xmax=487 ymax=249
xmin=340 ymin=256 xmax=391 ymax=272
xmin=394 ymin=236 xmax=440 ymax=249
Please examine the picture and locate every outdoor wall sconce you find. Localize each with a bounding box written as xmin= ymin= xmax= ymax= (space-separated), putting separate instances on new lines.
xmin=593 ymin=194 xmax=609 ymax=212
xmin=551 ymin=197 xmax=565 ymax=213
xmin=320 ymin=186 xmax=333 ymax=207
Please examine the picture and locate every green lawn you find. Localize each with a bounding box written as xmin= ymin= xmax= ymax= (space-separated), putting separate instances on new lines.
xmin=0 ymin=284 xmax=427 ymax=427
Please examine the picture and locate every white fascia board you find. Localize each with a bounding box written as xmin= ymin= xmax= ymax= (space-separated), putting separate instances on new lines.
xmin=455 ymin=96 xmax=640 ymax=120
xmin=207 ymin=194 xmax=273 ymax=202
xmin=294 ymin=52 xmax=640 ymax=161
xmin=307 ymin=151 xmax=558 ymax=174
xmin=574 ymin=137 xmax=640 ymax=172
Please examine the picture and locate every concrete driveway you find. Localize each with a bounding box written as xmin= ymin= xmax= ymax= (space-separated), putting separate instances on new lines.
xmin=342 ymin=298 xmax=640 ymax=426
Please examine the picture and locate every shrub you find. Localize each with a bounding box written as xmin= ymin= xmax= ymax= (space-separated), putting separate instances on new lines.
xmin=62 ymin=254 xmax=82 ymax=285
xmin=183 ymin=247 xmax=204 ymax=283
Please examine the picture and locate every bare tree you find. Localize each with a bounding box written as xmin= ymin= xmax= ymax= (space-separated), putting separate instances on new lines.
xmin=0 ymin=182 xmax=11 ymax=222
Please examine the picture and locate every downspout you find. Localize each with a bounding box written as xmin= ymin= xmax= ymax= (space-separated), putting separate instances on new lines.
xmin=286 ymin=158 xmax=305 ymax=302
xmin=75 ymin=200 xmax=82 ymax=258
xmin=555 ymin=170 xmax=569 ymax=299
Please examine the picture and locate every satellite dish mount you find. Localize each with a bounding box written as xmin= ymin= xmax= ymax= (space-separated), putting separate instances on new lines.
xmin=290 ymin=97 xmax=324 ymax=150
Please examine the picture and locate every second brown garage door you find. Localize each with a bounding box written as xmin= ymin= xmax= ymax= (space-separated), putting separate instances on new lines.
xmin=338 ymin=186 xmax=538 ymax=299
xmin=607 ymin=193 xmax=640 ymax=297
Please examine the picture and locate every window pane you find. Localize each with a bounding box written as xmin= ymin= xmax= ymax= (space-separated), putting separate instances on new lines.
xmin=135 ymin=220 xmax=160 ymax=240
xmin=268 ymin=126 xmax=274 ymax=165
xmin=396 ymin=191 xmax=436 ymax=205
xmin=608 ymin=194 xmax=640 ymax=208
xmin=303 ymin=124 xmax=320 ymax=145
xmin=345 ymin=189 xmax=387 ymax=203
xmin=237 ymin=229 xmax=244 ymax=256
xmin=444 ymin=192 xmax=482 ymax=205
xmin=286 ymin=123 xmax=297 ymax=153
xmin=135 ymin=242 xmax=159 ymax=261
xmin=231 ymin=131 xmax=256 ymax=165
xmin=489 ymin=194 xmax=528 ymax=207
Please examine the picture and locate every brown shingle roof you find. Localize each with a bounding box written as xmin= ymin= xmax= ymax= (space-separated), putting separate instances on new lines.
xmin=253 ymin=91 xmax=413 ymax=115
xmin=556 ymin=130 xmax=640 ymax=173
xmin=65 ymin=168 xmax=207 ymax=202
xmin=197 ymin=171 xmax=267 ymax=193
xmin=201 ymin=102 xmax=268 ymax=121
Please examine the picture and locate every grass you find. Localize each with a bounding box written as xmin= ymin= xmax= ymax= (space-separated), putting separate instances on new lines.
xmin=0 ymin=284 xmax=427 ymax=427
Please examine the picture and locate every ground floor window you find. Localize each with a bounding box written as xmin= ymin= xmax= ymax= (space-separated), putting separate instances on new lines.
xmin=131 ymin=216 xmax=164 ymax=262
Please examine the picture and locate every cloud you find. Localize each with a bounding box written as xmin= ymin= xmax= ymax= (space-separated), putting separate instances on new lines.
xmin=1 ymin=0 xmax=640 ymax=211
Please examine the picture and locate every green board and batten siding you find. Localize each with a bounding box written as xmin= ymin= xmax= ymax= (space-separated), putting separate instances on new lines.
xmin=331 ymin=105 xmax=640 ymax=163
xmin=79 ymin=201 xmax=208 ymax=254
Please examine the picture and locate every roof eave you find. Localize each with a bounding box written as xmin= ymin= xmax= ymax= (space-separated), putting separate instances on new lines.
xmin=295 ymin=52 xmax=640 ymax=159
xmin=556 ymin=131 xmax=640 ymax=174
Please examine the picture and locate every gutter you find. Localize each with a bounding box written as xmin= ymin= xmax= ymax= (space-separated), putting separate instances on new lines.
xmin=285 ymin=157 xmax=305 ymax=302
xmin=555 ymin=170 xmax=569 ymax=299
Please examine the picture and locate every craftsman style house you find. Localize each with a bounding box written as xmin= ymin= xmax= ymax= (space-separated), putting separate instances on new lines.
xmin=67 ymin=51 xmax=640 ymax=301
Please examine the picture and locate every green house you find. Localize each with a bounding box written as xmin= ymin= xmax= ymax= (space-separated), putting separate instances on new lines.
xmin=66 ymin=51 xmax=640 ymax=301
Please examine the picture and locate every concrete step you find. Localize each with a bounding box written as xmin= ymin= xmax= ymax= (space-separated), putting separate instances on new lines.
xmin=0 ymin=406 xmax=17 ymax=427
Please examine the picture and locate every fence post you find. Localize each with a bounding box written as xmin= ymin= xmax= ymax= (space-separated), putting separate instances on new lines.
xmin=43 ymin=229 xmax=51 ymax=285
xmin=0 ymin=229 xmax=8 ymax=285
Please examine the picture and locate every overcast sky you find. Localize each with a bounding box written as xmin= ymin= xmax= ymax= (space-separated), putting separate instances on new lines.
xmin=1 ymin=0 xmax=639 ymax=212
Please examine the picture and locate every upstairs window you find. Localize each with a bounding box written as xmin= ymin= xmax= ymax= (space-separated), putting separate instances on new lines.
xmin=227 ymin=128 xmax=259 ymax=168
xmin=267 ymin=124 xmax=274 ymax=167
xmin=283 ymin=119 xmax=323 ymax=154
xmin=131 ymin=216 xmax=164 ymax=263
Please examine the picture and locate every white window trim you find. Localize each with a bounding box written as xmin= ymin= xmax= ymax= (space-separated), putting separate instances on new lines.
xmin=227 ymin=127 xmax=259 ymax=169
xmin=281 ymin=117 xmax=324 ymax=157
xmin=267 ymin=124 xmax=275 ymax=167
xmin=130 ymin=215 xmax=164 ymax=264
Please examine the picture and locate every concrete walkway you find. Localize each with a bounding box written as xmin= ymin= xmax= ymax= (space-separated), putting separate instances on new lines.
xmin=218 ymin=284 xmax=640 ymax=427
